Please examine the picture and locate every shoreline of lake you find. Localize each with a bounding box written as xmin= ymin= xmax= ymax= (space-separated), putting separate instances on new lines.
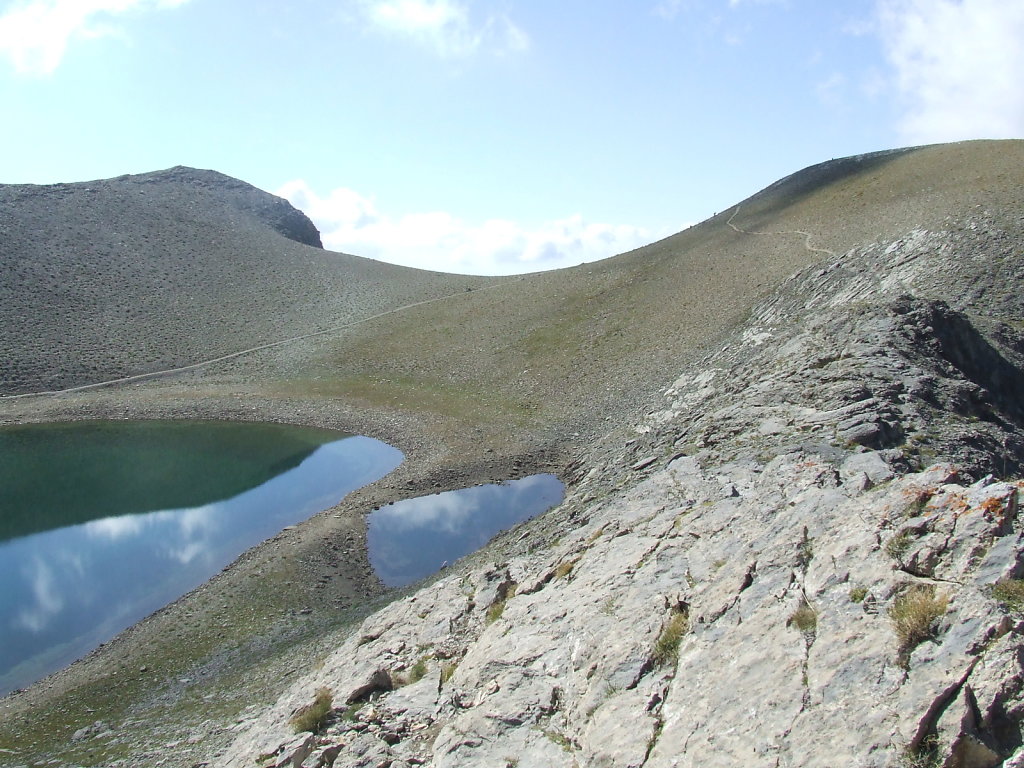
xmin=0 ymin=382 xmax=571 ymax=761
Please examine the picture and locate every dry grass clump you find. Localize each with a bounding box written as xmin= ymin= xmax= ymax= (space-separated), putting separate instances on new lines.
xmin=889 ymin=585 xmax=948 ymax=663
xmin=553 ymin=558 xmax=578 ymax=580
xmin=439 ymin=661 xmax=459 ymax=686
xmin=788 ymin=600 xmax=818 ymax=636
xmin=653 ymin=606 xmax=690 ymax=668
xmin=485 ymin=601 xmax=505 ymax=624
xmin=885 ymin=532 xmax=913 ymax=562
xmin=290 ymin=687 xmax=333 ymax=734
xmin=990 ymin=579 xmax=1024 ymax=614
xmin=899 ymin=735 xmax=942 ymax=768
xmin=485 ymin=583 xmax=517 ymax=626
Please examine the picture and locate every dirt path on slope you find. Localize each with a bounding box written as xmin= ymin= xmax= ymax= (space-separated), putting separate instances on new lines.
xmin=3 ymin=282 xmax=504 ymax=400
xmin=727 ymin=204 xmax=837 ymax=258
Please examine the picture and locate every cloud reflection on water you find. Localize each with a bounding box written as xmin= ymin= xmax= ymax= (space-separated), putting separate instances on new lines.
xmin=367 ymin=474 xmax=564 ymax=588
xmin=16 ymin=556 xmax=63 ymax=633
xmin=0 ymin=433 xmax=402 ymax=696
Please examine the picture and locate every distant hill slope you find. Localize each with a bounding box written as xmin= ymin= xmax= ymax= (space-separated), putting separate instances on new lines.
xmin=4 ymin=142 xmax=1022 ymax=440
xmin=239 ymin=140 xmax=1024 ymax=438
xmin=0 ymin=167 xmax=487 ymax=394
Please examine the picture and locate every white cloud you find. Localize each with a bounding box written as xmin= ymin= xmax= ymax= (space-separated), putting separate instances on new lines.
xmin=277 ymin=179 xmax=664 ymax=276
xmin=816 ymin=71 xmax=847 ymax=107
xmin=359 ymin=0 xmax=528 ymax=57
xmin=876 ymin=0 xmax=1024 ymax=142
xmin=0 ymin=0 xmax=189 ymax=75
xmin=84 ymin=513 xmax=144 ymax=540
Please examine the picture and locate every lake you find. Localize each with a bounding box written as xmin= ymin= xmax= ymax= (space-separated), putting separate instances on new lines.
xmin=367 ymin=474 xmax=565 ymax=587
xmin=0 ymin=420 xmax=566 ymax=697
xmin=0 ymin=420 xmax=402 ymax=695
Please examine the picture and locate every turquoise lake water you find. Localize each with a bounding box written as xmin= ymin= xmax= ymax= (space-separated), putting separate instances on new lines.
xmin=0 ymin=420 xmax=402 ymax=695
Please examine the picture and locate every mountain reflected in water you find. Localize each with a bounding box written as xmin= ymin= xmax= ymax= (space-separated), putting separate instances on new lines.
xmin=0 ymin=421 xmax=403 ymax=696
xmin=367 ymin=474 xmax=564 ymax=587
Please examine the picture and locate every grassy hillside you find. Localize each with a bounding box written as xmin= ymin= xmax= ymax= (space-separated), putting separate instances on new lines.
xmin=207 ymin=140 xmax=1024 ymax=443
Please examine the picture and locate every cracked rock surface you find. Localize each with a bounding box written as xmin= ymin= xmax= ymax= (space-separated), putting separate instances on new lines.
xmin=218 ymin=207 xmax=1024 ymax=767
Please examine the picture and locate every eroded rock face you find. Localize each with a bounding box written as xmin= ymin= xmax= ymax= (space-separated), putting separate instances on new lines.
xmin=220 ymin=457 xmax=1024 ymax=768
xmin=219 ymin=217 xmax=1024 ymax=767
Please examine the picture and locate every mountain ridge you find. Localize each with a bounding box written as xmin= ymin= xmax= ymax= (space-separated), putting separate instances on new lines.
xmin=1 ymin=139 xmax=1023 ymax=767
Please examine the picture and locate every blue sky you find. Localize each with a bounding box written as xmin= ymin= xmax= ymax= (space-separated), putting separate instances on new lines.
xmin=1 ymin=0 xmax=1022 ymax=275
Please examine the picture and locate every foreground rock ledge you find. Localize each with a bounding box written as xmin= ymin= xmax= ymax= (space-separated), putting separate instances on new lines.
xmin=215 ymin=218 xmax=1024 ymax=768
xmin=219 ymin=455 xmax=1023 ymax=768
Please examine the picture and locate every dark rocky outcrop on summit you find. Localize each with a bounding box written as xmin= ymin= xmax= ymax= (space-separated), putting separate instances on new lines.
xmin=133 ymin=166 xmax=325 ymax=248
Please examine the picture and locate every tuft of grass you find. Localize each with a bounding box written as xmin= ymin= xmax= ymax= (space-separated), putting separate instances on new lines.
xmin=410 ymin=656 xmax=429 ymax=682
xmin=339 ymin=701 xmax=366 ymax=722
xmin=990 ymin=579 xmax=1024 ymax=614
xmin=889 ymin=585 xmax=948 ymax=663
xmin=289 ymin=687 xmax=333 ymax=734
xmin=543 ymin=729 xmax=574 ymax=752
xmin=586 ymin=525 xmax=606 ymax=545
xmin=849 ymin=586 xmax=868 ymax=603
xmin=439 ymin=661 xmax=459 ymax=686
xmin=396 ymin=655 xmax=429 ymax=686
xmin=788 ymin=600 xmax=817 ymax=636
xmin=652 ymin=606 xmax=689 ymax=668
xmin=485 ymin=601 xmax=505 ymax=625
xmin=899 ymin=735 xmax=942 ymax=768
xmin=885 ymin=532 xmax=913 ymax=562
xmin=553 ymin=558 xmax=577 ymax=580
xmin=485 ymin=583 xmax=517 ymax=625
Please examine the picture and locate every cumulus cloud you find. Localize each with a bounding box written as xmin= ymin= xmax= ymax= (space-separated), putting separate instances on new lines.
xmin=0 ymin=0 xmax=189 ymax=75
xmin=277 ymin=179 xmax=663 ymax=275
xmin=358 ymin=0 xmax=528 ymax=57
xmin=875 ymin=0 xmax=1024 ymax=142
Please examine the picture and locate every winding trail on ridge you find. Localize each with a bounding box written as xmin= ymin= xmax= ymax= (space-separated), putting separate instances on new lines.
xmin=727 ymin=205 xmax=837 ymax=258
xmin=3 ymin=281 xmax=505 ymax=400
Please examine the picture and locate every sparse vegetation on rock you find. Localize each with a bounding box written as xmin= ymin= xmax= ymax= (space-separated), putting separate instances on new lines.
xmin=788 ymin=600 xmax=818 ymax=636
xmin=653 ymin=606 xmax=690 ymax=668
xmin=289 ymin=687 xmax=333 ymax=734
xmin=889 ymin=585 xmax=948 ymax=662
xmin=990 ymin=579 xmax=1024 ymax=614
